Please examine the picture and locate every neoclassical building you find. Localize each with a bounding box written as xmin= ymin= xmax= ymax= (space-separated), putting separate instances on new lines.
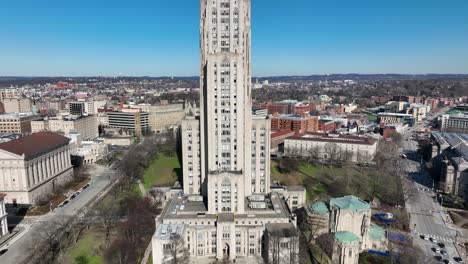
xmin=0 ymin=193 xmax=8 ymax=237
xmin=0 ymin=131 xmax=73 ymax=205
xmin=152 ymin=1 xmax=303 ymax=263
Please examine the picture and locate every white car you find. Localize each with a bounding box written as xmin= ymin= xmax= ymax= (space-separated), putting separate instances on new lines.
xmin=431 ymin=237 xmax=438 ymax=243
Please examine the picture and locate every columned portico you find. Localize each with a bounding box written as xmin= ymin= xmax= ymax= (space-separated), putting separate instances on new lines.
xmin=0 ymin=132 xmax=74 ymax=205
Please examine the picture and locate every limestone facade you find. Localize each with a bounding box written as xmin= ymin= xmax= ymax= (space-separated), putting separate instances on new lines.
xmin=0 ymin=193 xmax=8 ymax=237
xmin=153 ymin=1 xmax=302 ymax=263
xmin=0 ymin=132 xmax=73 ymax=205
xmin=31 ymin=114 xmax=99 ymax=140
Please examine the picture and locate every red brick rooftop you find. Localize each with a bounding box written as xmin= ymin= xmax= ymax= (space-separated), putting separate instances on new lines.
xmin=271 ymin=130 xmax=295 ymax=138
xmin=0 ymin=131 xmax=70 ymax=160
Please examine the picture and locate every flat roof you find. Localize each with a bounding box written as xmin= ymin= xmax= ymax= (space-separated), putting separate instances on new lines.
xmin=154 ymin=223 xmax=185 ymax=240
xmin=287 ymin=132 xmax=376 ymax=145
xmin=161 ymin=192 xmax=292 ymax=220
xmin=378 ymin=112 xmax=413 ymax=117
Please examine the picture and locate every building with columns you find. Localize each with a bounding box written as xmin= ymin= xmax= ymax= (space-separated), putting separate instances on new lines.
xmin=0 ymin=131 xmax=73 ymax=205
xmin=0 ymin=193 xmax=8 ymax=237
xmin=153 ymin=1 xmax=302 ymax=263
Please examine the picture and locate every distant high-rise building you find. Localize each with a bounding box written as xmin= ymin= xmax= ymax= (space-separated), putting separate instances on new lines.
xmin=0 ymin=113 xmax=42 ymax=134
xmin=2 ymin=98 xmax=32 ymax=114
xmin=107 ymin=110 xmax=149 ymax=137
xmin=152 ymin=1 xmax=302 ymax=263
xmin=69 ymin=101 xmax=95 ymax=115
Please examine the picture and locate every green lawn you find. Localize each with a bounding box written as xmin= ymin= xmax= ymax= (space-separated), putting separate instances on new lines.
xmin=66 ymin=227 xmax=105 ymax=264
xmin=271 ymin=160 xmax=371 ymax=202
xmin=143 ymin=154 xmax=180 ymax=190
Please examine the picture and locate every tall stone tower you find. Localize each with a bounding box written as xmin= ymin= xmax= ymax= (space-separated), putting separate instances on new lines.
xmin=154 ymin=1 xmax=302 ymax=263
xmin=182 ymin=0 xmax=271 ymax=215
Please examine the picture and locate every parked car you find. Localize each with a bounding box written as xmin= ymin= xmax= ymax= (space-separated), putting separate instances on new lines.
xmin=431 ymin=237 xmax=438 ymax=243
xmin=453 ymin=257 xmax=463 ymax=263
xmin=0 ymin=249 xmax=8 ymax=255
xmin=433 ymin=247 xmax=441 ymax=254
xmin=59 ymin=200 xmax=69 ymax=208
xmin=438 ymin=243 xmax=446 ymax=248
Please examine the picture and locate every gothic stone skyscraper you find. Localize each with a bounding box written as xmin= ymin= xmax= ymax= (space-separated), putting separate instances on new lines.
xmin=152 ymin=1 xmax=303 ymax=263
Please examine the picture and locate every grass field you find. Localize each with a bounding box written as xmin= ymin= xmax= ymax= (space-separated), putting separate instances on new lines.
xmin=143 ymin=154 xmax=181 ymax=190
xmin=66 ymin=227 xmax=106 ymax=264
xmin=271 ymin=160 xmax=371 ymax=202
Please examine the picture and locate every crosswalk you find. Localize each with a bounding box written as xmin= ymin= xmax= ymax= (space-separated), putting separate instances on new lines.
xmin=416 ymin=233 xmax=453 ymax=243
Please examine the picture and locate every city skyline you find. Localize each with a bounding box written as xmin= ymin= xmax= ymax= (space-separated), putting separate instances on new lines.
xmin=1 ymin=0 xmax=468 ymax=77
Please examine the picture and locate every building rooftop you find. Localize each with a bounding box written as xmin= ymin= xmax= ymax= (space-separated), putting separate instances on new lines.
xmin=271 ymin=130 xmax=294 ymax=139
xmin=310 ymin=201 xmax=329 ymax=215
xmin=369 ymin=226 xmax=386 ymax=241
xmin=284 ymin=186 xmax=306 ymax=192
xmin=0 ymin=131 xmax=70 ymax=160
xmin=154 ymin=224 xmax=185 ymax=240
xmin=266 ymin=223 xmax=298 ymax=238
xmin=0 ymin=112 xmax=36 ymax=118
xmin=274 ymin=114 xmax=310 ymax=120
xmin=377 ymin=112 xmax=414 ymax=117
xmin=335 ymin=231 xmax=360 ymax=243
xmin=288 ymin=132 xmax=376 ymax=146
xmin=160 ymin=192 xmax=293 ymax=221
xmin=329 ymin=195 xmax=370 ymax=212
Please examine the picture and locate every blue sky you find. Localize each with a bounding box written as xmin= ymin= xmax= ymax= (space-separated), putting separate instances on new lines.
xmin=1 ymin=0 xmax=467 ymax=76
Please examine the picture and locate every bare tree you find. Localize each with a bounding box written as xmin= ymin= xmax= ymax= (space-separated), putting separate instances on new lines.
xmin=323 ymin=143 xmax=341 ymax=168
xmin=94 ymin=199 xmax=120 ymax=241
xmin=149 ymin=188 xmax=165 ymax=208
xmin=163 ymin=233 xmax=189 ymax=264
xmin=28 ymin=216 xmax=72 ymax=264
xmin=306 ymin=145 xmax=321 ymax=164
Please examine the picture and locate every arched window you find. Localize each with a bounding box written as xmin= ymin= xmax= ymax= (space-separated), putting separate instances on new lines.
xmin=221 ymin=57 xmax=230 ymax=68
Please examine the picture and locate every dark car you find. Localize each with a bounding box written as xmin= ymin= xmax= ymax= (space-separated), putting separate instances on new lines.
xmin=453 ymin=257 xmax=463 ymax=263
xmin=441 ymin=250 xmax=448 ymax=256
xmin=70 ymin=194 xmax=76 ymax=200
xmin=438 ymin=243 xmax=446 ymax=248
xmin=0 ymin=249 xmax=8 ymax=255
xmin=83 ymin=184 xmax=90 ymax=190
xmin=434 ymin=256 xmax=443 ymax=261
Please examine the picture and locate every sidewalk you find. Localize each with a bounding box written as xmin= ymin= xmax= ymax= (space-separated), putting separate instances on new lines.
xmin=0 ymin=224 xmax=30 ymax=250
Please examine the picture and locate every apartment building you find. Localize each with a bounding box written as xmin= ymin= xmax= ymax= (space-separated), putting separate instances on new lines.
xmin=284 ymin=132 xmax=377 ymax=164
xmin=31 ymin=114 xmax=99 ymax=140
xmin=2 ymin=98 xmax=32 ymax=113
xmin=271 ymin=114 xmax=319 ymax=134
xmin=0 ymin=113 xmax=42 ymax=134
xmin=107 ymin=110 xmax=149 ymax=136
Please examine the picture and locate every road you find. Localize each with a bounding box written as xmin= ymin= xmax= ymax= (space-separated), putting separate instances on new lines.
xmin=402 ymin=119 xmax=465 ymax=263
xmin=0 ymin=164 xmax=115 ymax=264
